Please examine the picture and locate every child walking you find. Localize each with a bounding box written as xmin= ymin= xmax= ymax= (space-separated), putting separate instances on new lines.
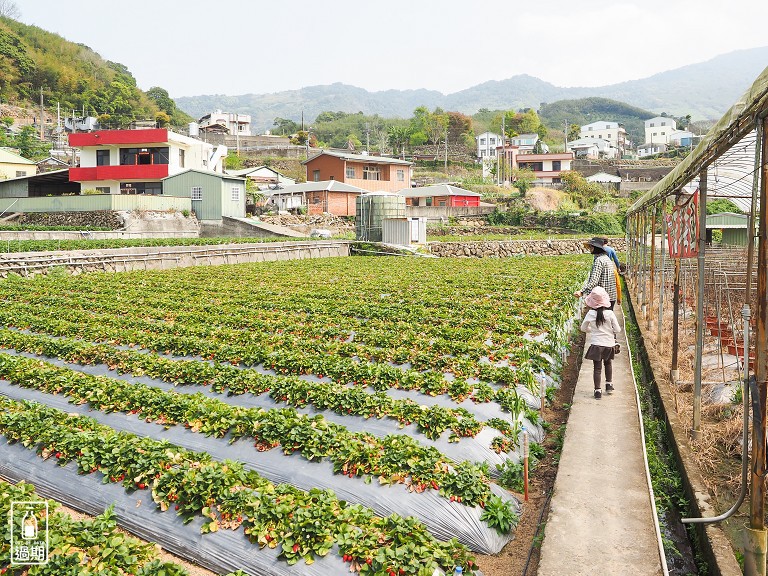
xmin=580 ymin=286 xmax=621 ymax=399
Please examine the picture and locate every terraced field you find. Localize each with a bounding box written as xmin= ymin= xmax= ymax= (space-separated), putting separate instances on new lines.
xmin=0 ymin=254 xmax=589 ymax=576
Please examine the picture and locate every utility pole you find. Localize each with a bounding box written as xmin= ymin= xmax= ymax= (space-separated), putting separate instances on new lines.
xmin=444 ymin=124 xmax=448 ymax=170
xmin=564 ymin=119 xmax=569 ymax=151
xmin=501 ymin=115 xmax=506 ymax=185
xmin=39 ymin=87 xmax=45 ymax=140
xmin=365 ymin=122 xmax=370 ymax=154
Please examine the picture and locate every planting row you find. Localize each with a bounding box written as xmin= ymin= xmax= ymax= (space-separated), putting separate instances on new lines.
xmin=0 ymin=256 xmax=588 ymax=379
xmin=0 ymin=397 xmax=479 ymax=575
xmin=0 ymin=329 xmax=538 ymax=446
xmin=0 ymin=353 xmax=499 ymax=508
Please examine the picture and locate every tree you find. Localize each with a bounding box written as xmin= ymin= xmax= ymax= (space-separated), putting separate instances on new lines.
xmin=10 ymin=124 xmax=50 ymax=159
xmin=0 ymin=0 xmax=20 ymax=19
xmin=424 ymin=111 xmax=448 ymax=147
xmin=273 ymin=117 xmax=299 ymax=136
xmin=706 ymin=198 xmax=743 ymax=215
xmin=567 ymin=124 xmax=581 ymax=142
xmin=561 ymin=171 xmax=607 ymax=207
xmin=387 ymin=125 xmax=410 ymax=156
xmin=511 ymin=168 xmax=535 ymax=197
xmin=155 ymin=111 xmax=170 ymax=127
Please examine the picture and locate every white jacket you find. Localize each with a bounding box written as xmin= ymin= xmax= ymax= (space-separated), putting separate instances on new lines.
xmin=580 ymin=309 xmax=621 ymax=348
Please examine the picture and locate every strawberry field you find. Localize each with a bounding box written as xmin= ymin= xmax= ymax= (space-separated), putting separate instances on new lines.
xmin=0 ymin=254 xmax=589 ymax=576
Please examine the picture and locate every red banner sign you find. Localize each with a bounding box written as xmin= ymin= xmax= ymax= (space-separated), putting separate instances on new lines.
xmin=666 ymin=191 xmax=698 ymax=258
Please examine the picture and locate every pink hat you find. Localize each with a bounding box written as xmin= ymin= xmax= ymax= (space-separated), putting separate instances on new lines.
xmin=584 ymin=286 xmax=611 ymax=309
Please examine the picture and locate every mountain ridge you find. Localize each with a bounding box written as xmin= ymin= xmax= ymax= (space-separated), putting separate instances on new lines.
xmin=175 ymin=47 xmax=768 ymax=131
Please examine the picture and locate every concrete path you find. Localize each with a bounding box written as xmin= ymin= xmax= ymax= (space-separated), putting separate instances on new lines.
xmin=538 ymin=305 xmax=665 ymax=576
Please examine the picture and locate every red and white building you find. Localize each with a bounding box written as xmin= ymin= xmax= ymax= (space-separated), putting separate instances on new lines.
xmin=68 ymin=128 xmax=226 ymax=195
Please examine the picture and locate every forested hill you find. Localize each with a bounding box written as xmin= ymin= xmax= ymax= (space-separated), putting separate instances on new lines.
xmin=0 ymin=16 xmax=191 ymax=127
xmin=176 ymin=46 xmax=768 ymax=132
xmin=538 ymin=98 xmax=656 ymax=144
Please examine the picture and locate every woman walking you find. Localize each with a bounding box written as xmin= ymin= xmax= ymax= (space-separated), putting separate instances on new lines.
xmin=580 ymin=286 xmax=621 ymax=399
xmin=574 ymin=237 xmax=618 ymax=309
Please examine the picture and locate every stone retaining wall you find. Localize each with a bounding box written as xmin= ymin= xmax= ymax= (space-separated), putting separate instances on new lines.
xmin=428 ymin=238 xmax=627 ymax=258
xmin=0 ymin=241 xmax=350 ymax=278
xmin=17 ymin=211 xmax=123 ymax=229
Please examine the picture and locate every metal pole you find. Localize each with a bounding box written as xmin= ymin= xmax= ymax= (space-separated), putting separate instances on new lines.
xmin=671 ymin=253 xmax=681 ymax=381
xmin=648 ymin=205 xmax=657 ymax=328
xmin=658 ymin=199 xmax=667 ymax=346
xmin=747 ymin=116 xmax=768 ymax=576
xmin=692 ymin=169 xmax=707 ymax=441
xmin=640 ymin=209 xmax=647 ymax=310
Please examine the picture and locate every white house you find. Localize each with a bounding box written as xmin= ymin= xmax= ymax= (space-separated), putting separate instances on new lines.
xmin=579 ymin=121 xmax=627 ymax=156
xmin=198 ymin=110 xmax=252 ymax=137
xmin=637 ymin=142 xmax=667 ymax=158
xmin=644 ymin=117 xmax=677 ymax=145
xmin=476 ymin=131 xmax=504 ymax=160
xmin=668 ymin=130 xmax=697 ymax=147
xmin=508 ymin=133 xmax=548 ymax=153
xmin=227 ymin=166 xmax=296 ymax=190
xmin=567 ymin=137 xmax=617 ymax=159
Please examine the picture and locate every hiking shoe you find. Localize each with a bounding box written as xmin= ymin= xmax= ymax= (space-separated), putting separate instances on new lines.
xmin=606 ymin=383 xmax=614 ymax=394
xmin=594 ymin=388 xmax=602 ymax=399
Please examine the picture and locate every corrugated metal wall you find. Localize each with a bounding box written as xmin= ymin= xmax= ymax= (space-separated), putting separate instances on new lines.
xmin=163 ymin=172 xmax=221 ymax=221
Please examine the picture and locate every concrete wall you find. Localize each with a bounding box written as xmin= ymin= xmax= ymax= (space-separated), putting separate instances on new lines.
xmin=0 ymin=194 xmax=191 ymax=213
xmin=405 ymin=204 xmax=496 ymax=221
xmin=0 ymin=240 xmax=350 ymax=277
xmin=428 ymin=238 xmax=628 ymax=258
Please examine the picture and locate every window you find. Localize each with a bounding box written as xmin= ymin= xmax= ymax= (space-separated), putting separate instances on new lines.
xmin=607 ymin=134 xmax=611 ymax=138
xmin=552 ymin=161 xmax=561 ymax=171
xmin=490 ymin=138 xmax=496 ymax=145
xmin=96 ymin=186 xmax=110 ymax=194
xmin=231 ymin=186 xmax=241 ymax=202
xmin=425 ymin=197 xmax=432 ymax=206
xmin=191 ymin=186 xmax=202 ymax=200
xmin=96 ymin=149 xmax=110 ymax=166
xmin=363 ymin=165 xmax=381 ymax=181
xmin=15 ymin=171 xmax=26 ymax=177
xmin=346 ymin=165 xmax=355 ymax=178
xmin=313 ymin=170 xmax=320 ymax=182
xmin=120 ymin=181 xmax=162 ymax=195
xmin=661 ymin=121 xmax=667 ymax=126
xmin=480 ymin=138 xmax=486 ymax=145
xmin=661 ymin=131 xmax=666 ymax=135
xmin=179 ymin=149 xmax=185 ymax=168
xmin=397 ymin=169 xmax=405 ymax=182
xmin=588 ymin=127 xmax=593 ymax=131
xmin=119 ymin=147 xmax=169 ymax=165
xmin=650 ymin=123 xmax=655 ymax=127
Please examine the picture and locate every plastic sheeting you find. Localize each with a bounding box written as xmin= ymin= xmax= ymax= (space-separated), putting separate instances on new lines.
xmin=0 ymin=381 xmax=517 ymax=555
xmin=3 ymin=349 xmax=543 ymax=470
xmin=0 ymin=441 xmax=372 ymax=576
xmin=629 ymin=64 xmax=768 ymax=214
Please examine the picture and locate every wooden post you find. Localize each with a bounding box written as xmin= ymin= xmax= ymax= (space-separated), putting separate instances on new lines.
xmin=692 ymin=169 xmax=707 ymax=441
xmin=750 ymin=115 xmax=768 ymax=542
xmin=648 ymin=205 xmax=657 ymax=327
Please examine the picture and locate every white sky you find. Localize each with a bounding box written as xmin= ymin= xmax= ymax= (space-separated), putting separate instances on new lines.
xmin=11 ymin=0 xmax=768 ymax=99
